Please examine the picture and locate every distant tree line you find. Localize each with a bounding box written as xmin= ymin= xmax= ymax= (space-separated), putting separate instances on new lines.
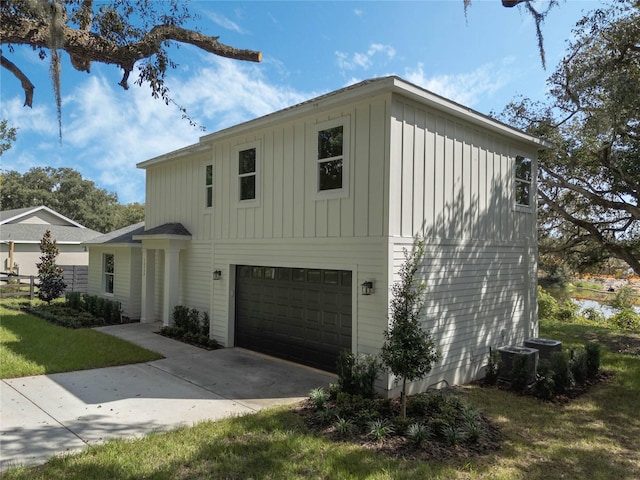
xmin=0 ymin=166 xmax=144 ymax=233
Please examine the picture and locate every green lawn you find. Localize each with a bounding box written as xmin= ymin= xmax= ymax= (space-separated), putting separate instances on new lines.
xmin=0 ymin=306 xmax=162 ymax=378
xmin=2 ymin=318 xmax=639 ymax=479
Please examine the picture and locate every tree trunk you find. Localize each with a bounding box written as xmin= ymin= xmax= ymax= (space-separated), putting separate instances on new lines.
xmin=401 ymin=377 xmax=407 ymax=418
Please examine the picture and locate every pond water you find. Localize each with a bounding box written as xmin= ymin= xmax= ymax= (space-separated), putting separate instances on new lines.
xmin=574 ymin=298 xmax=640 ymax=318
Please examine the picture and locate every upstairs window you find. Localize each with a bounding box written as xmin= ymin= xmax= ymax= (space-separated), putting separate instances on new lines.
xmin=205 ymin=164 xmax=213 ymax=208
xmin=239 ymin=147 xmax=257 ymax=201
xmin=317 ymin=125 xmax=344 ymax=191
xmin=515 ymin=155 xmax=532 ymax=207
xmin=103 ymin=253 xmax=114 ymax=294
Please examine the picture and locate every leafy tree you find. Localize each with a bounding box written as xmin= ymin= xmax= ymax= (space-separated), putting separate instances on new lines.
xmin=380 ymin=240 xmax=441 ymax=418
xmin=37 ymin=229 xmax=66 ymax=304
xmin=501 ymin=0 xmax=640 ymax=274
xmin=1 ymin=0 xmax=262 ymax=133
xmin=0 ymin=119 xmax=17 ymax=155
xmin=0 ymin=167 xmax=143 ymax=233
xmin=112 ymin=202 xmax=145 ymax=231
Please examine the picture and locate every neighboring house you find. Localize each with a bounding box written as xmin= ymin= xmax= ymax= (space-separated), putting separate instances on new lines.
xmin=87 ymin=76 xmax=547 ymax=397
xmin=1 ymin=206 xmax=101 ymax=290
xmin=83 ymin=222 xmax=145 ymax=320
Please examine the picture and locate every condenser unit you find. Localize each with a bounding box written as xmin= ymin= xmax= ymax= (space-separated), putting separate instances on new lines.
xmin=497 ymin=346 xmax=539 ymax=385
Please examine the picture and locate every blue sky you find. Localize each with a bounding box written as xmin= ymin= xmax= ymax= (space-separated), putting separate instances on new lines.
xmin=1 ymin=1 xmax=597 ymax=205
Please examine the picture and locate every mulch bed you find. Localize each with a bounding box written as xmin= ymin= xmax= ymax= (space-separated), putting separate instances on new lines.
xmin=296 ymin=396 xmax=503 ymax=461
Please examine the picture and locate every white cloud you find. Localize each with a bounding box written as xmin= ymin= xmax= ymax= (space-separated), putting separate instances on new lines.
xmin=1 ymin=57 xmax=316 ymax=204
xmin=202 ymin=11 xmax=246 ymax=34
xmin=353 ymin=8 xmax=363 ymax=17
xmin=404 ymin=61 xmax=512 ymax=108
xmin=336 ymin=44 xmax=396 ymax=71
xmin=174 ymin=55 xmax=314 ymax=131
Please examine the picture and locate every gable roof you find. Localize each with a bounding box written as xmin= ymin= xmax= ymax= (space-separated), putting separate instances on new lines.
xmin=1 ymin=206 xmax=86 ymax=228
xmin=83 ymin=222 xmax=145 ymax=246
xmin=138 ymin=76 xmax=551 ymax=169
xmin=0 ymin=206 xmax=102 ymax=243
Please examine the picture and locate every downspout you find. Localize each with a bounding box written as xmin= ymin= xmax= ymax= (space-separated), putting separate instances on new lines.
xmin=9 ymin=241 xmax=14 ymax=273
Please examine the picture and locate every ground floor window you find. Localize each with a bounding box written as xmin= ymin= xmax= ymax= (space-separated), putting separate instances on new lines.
xmin=103 ymin=253 xmax=114 ymax=294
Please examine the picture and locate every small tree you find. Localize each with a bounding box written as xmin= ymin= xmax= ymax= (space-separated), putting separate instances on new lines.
xmin=380 ymin=239 xmax=441 ymax=418
xmin=37 ymin=230 xmax=66 ymax=303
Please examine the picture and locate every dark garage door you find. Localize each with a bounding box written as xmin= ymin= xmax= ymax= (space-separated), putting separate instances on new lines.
xmin=235 ymin=265 xmax=352 ymax=373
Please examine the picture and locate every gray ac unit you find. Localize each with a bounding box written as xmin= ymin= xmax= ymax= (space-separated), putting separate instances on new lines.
xmin=524 ymin=338 xmax=562 ymax=360
xmin=497 ymin=346 xmax=539 ymax=385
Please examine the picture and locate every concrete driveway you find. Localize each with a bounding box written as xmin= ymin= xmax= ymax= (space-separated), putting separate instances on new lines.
xmin=0 ymin=322 xmax=335 ymax=472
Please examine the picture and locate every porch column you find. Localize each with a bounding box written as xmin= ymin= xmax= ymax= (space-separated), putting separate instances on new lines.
xmin=162 ymin=247 xmax=181 ymax=326
xmin=140 ymin=248 xmax=155 ymax=323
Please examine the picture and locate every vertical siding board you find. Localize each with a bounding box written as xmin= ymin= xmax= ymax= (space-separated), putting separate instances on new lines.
xmin=283 ymin=125 xmax=296 ymax=238
xmin=444 ymin=119 xmax=456 ymax=239
xmin=433 ymin=115 xmax=445 ymax=238
xmin=469 ymin=130 xmax=480 ymax=238
xmin=273 ymin=127 xmax=284 ymax=238
xmin=368 ymin=99 xmax=386 ymax=237
xmin=413 ymin=108 xmax=426 ymax=237
xmin=301 ymin=122 xmax=315 ymax=238
xmin=353 ymin=104 xmax=370 ymax=237
xmin=453 ymin=122 xmax=464 ymax=239
xmin=401 ymin=104 xmax=415 ymax=237
xmin=263 ymin=132 xmax=274 ymax=239
xmin=316 ymin=200 xmax=328 ymax=237
xmin=330 ymin=198 xmax=343 ymax=237
xmin=423 ymin=112 xmax=436 ymax=237
xmin=462 ymin=126 xmax=473 ymax=239
xmin=388 ymin=101 xmax=404 ymax=237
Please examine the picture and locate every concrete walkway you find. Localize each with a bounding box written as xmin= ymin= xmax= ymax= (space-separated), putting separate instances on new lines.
xmin=0 ymin=322 xmax=334 ymax=472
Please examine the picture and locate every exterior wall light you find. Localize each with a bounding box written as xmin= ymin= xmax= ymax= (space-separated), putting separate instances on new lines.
xmin=361 ymin=280 xmax=374 ymax=295
xmin=213 ymin=270 xmax=222 ymax=280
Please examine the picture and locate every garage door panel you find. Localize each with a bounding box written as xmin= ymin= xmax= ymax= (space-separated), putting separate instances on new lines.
xmin=235 ymin=265 xmax=352 ymax=372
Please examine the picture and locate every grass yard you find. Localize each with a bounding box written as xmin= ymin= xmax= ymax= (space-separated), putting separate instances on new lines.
xmin=0 ymin=306 xmax=162 ymax=378
xmin=2 ymin=319 xmax=639 ymax=479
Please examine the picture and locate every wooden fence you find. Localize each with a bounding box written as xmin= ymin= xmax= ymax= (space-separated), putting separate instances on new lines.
xmin=0 ymin=274 xmax=38 ymax=299
xmin=1 ymin=265 xmax=88 ymax=299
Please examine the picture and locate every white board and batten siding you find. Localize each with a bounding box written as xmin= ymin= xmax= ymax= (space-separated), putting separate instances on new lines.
xmin=200 ymin=94 xmax=394 ymax=349
xmin=87 ymin=246 xmax=142 ymax=320
xmin=385 ymin=94 xmax=539 ymax=393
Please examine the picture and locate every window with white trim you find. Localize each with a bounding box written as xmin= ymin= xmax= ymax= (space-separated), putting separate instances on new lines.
xmin=515 ymin=155 xmax=532 ymax=207
xmin=103 ymin=253 xmax=114 ymax=294
xmin=205 ymin=164 xmax=213 ymax=208
xmin=238 ymin=147 xmax=257 ymax=201
xmin=316 ymin=118 xmax=349 ymax=197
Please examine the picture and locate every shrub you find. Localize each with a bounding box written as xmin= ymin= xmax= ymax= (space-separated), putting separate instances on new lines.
xmin=549 ymin=351 xmax=574 ymax=394
xmin=538 ymin=286 xmax=559 ymax=321
xmin=570 ymin=348 xmax=588 ymax=385
xmin=367 ymin=418 xmax=395 ymax=442
xmin=557 ymin=300 xmax=580 ymax=322
xmin=161 ymin=306 xmax=218 ymax=349
xmin=510 ymin=354 xmax=531 ymax=392
xmin=533 ymin=361 xmax=556 ymax=400
xmin=609 ymin=285 xmax=636 ymax=310
xmin=483 ymin=348 xmax=501 ymax=385
xmin=309 ymin=387 xmax=329 ymax=410
xmin=336 ymin=350 xmax=380 ymax=399
xmin=407 ymin=422 xmax=431 ymax=446
xmin=80 ymin=294 xmax=121 ymax=323
xmin=334 ymin=416 xmax=355 ymax=437
xmin=610 ymin=308 xmax=640 ymax=331
xmin=66 ymin=291 xmax=82 ymax=311
xmin=581 ymin=307 xmax=605 ymax=324
xmin=585 ymin=342 xmax=601 ymax=379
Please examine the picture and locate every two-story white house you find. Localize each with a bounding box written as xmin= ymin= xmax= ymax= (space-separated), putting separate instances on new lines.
xmin=87 ymin=76 xmax=546 ymax=397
